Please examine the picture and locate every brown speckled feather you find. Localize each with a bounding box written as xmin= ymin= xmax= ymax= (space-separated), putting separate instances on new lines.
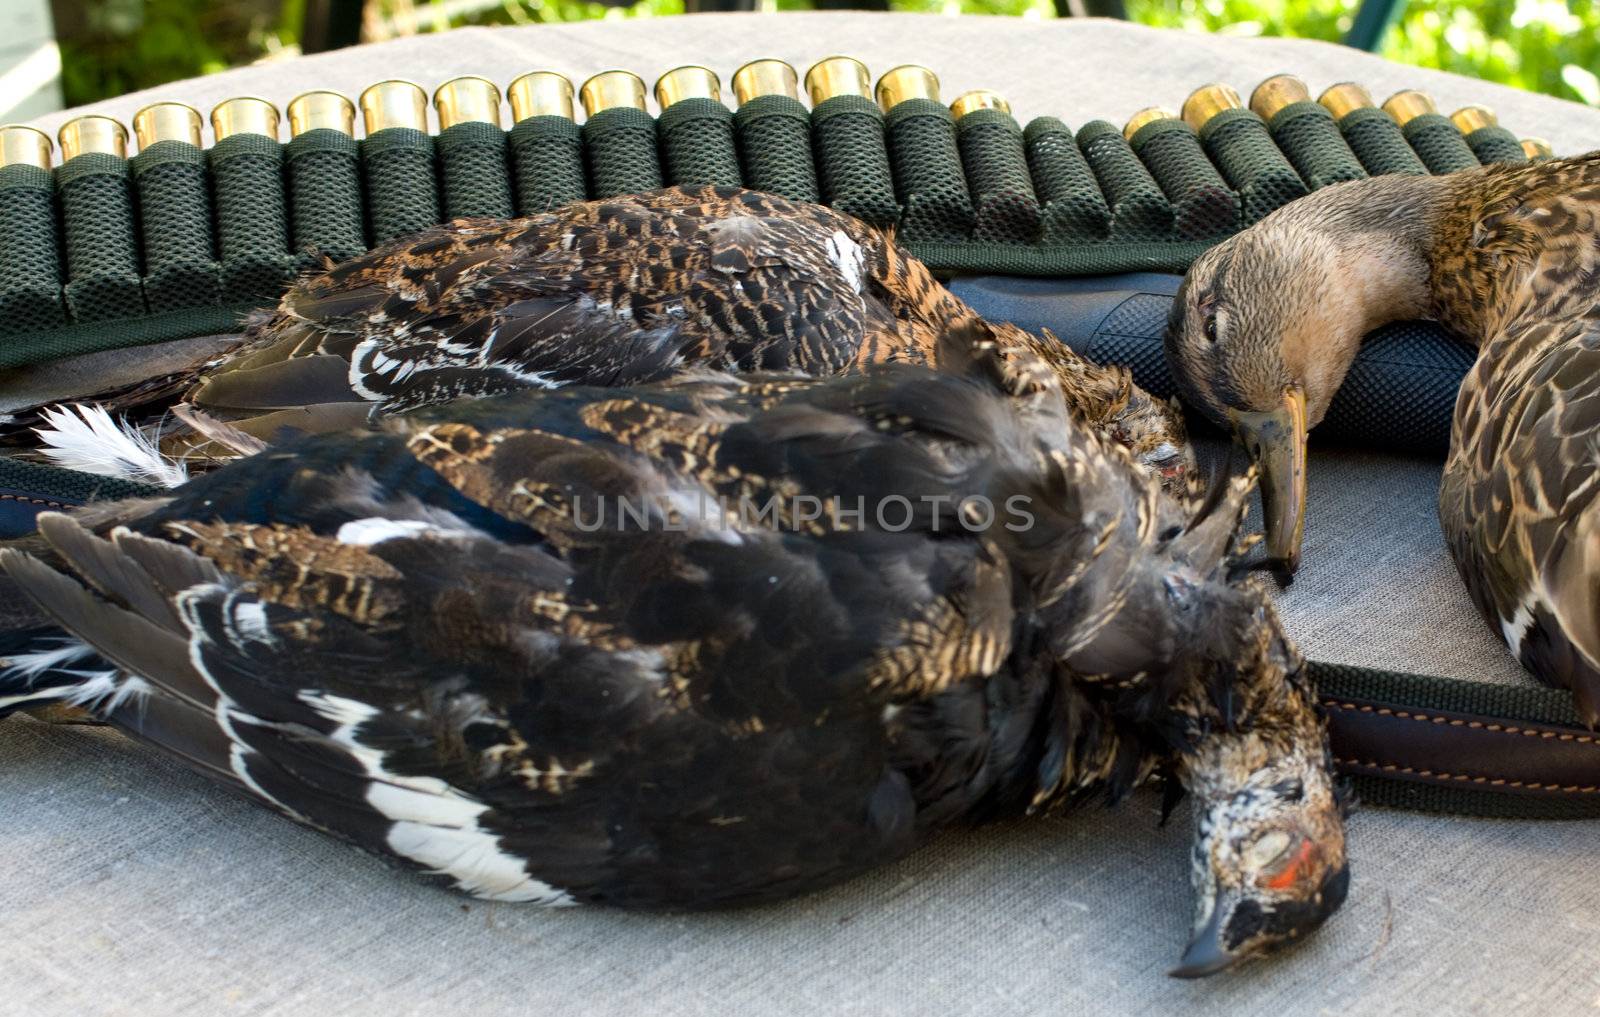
xmin=161 ymin=186 xmax=1189 ymax=485
xmin=202 ymin=187 xmax=922 ymax=412
xmin=1433 ymin=153 xmax=1600 ymax=721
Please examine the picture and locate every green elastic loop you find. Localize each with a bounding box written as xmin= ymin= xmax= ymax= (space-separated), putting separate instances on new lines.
xmin=361 ymin=127 xmax=441 ymax=244
xmin=208 ymin=133 xmax=296 ymax=303
xmin=1400 ymin=113 xmax=1480 ymax=174
xmin=0 ymin=163 xmax=65 ymax=336
xmin=0 ymin=301 xmax=254 ymax=371
xmin=810 ymin=94 xmax=898 ymax=228
xmin=1075 ymin=120 xmax=1172 ymax=242
xmin=285 ymin=128 xmax=367 ymax=267
xmin=1023 ymin=117 xmax=1110 ymax=245
xmin=1196 ymin=108 xmax=1307 ymax=224
xmin=1266 ymin=100 xmax=1367 ymax=189
xmin=885 ymin=98 xmax=974 ymax=244
xmin=130 ymin=140 xmax=221 ymax=313
xmin=1128 ymin=118 xmax=1239 ymax=241
xmin=732 ymin=94 xmax=819 ymax=203
xmin=905 ymin=238 xmax=1208 ymax=276
xmin=955 ymin=108 xmax=1040 ymax=245
xmin=1337 ymin=107 xmax=1428 ymax=176
xmin=509 ymin=115 xmax=586 ymax=214
xmin=582 ymin=106 xmax=663 ymax=199
xmin=656 ymin=97 xmax=742 ymax=188
xmin=1464 ymin=124 xmax=1527 ymax=165
xmin=0 ymin=455 xmax=164 ymax=504
xmin=436 ymin=121 xmax=515 ymax=220
xmin=55 ymin=152 xmax=146 ymax=323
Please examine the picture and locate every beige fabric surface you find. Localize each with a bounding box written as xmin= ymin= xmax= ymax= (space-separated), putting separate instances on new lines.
xmin=5 ymin=13 xmax=1600 ymax=1016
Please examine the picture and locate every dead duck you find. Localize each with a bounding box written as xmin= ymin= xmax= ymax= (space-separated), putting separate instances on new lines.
xmin=1165 ymin=151 xmax=1600 ymax=721
xmin=30 ymin=184 xmax=1189 ymax=488
xmin=0 ymin=325 xmax=1345 ymax=976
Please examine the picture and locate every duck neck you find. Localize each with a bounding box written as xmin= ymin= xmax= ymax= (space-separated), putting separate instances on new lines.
xmin=1274 ymin=173 xmax=1450 ymax=415
xmin=1354 ymin=176 xmax=1450 ymax=318
xmin=1171 ymin=594 xmax=1325 ymax=800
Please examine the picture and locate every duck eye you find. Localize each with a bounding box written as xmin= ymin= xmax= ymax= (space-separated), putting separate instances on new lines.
xmin=1202 ymin=313 xmax=1219 ymax=344
xmin=1245 ymin=830 xmax=1294 ymax=870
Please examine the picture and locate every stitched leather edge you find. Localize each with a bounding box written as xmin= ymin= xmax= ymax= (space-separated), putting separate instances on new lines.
xmin=1323 ymin=698 xmax=1598 ymax=745
xmin=1334 ymin=756 xmax=1600 ymax=794
xmin=1324 ymin=695 xmax=1600 ymax=797
xmin=0 ymin=492 xmax=71 ymax=509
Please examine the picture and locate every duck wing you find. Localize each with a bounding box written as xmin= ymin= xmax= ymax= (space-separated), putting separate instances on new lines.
xmin=188 ymin=186 xmax=919 ymax=419
xmin=9 ymin=358 xmax=1140 ymax=908
xmin=1438 ymin=153 xmax=1600 ymax=723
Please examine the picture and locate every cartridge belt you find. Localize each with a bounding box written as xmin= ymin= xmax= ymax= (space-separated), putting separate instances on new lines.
xmin=0 ymin=63 xmax=1552 ymax=370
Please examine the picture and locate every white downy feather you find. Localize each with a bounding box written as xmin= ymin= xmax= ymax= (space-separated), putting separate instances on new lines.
xmin=34 ymin=404 xmax=188 ymax=489
xmin=0 ymin=632 xmax=149 ymax=714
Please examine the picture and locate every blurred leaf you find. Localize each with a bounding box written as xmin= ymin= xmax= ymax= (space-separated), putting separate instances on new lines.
xmin=51 ymin=0 xmax=1600 ymax=111
xmin=1562 ymin=63 xmax=1600 ymax=104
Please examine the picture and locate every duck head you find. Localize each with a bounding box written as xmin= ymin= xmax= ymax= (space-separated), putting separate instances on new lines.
xmin=1032 ymin=455 xmax=1350 ymax=976
xmin=1170 ymin=586 xmax=1350 ymax=977
xmin=1163 ymin=175 xmax=1441 ymax=574
xmin=1174 ymin=757 xmax=1350 ymax=977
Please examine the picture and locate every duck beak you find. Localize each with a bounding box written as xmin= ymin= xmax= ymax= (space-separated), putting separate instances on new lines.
xmin=1168 ymin=887 xmax=1242 ymax=979
xmin=1230 ymin=386 xmax=1308 ymax=576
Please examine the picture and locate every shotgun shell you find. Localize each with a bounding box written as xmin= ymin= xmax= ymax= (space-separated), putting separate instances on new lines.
xmin=1317 ymin=82 xmax=1375 ymax=120
xmin=1122 ymin=106 xmax=1176 ymax=141
xmin=803 ymin=56 xmax=871 ymax=105
xmin=1521 ymin=137 xmax=1553 ymax=160
xmin=732 ymin=59 xmax=800 ymax=106
xmin=949 ymin=89 xmax=1010 ymax=120
xmin=359 ymin=79 xmax=429 ymax=134
xmin=210 ymin=96 xmax=281 ymax=141
xmin=132 ymin=101 xmax=203 ymax=148
xmin=58 ymin=114 xmax=128 ymax=160
xmin=1249 ymin=73 xmax=1311 ymax=121
xmin=874 ymin=64 xmax=940 ymax=113
xmin=508 ymin=71 xmax=576 ymax=121
xmin=580 ymin=70 xmax=649 ymax=116
xmin=1180 ymin=82 xmax=1244 ymax=132
xmin=1381 ymin=89 xmax=1437 ymax=126
xmin=1449 ymin=104 xmax=1496 ymax=134
xmin=0 ymin=123 xmax=52 ymax=169
xmin=287 ymin=90 xmax=357 ymax=137
xmin=655 ymin=65 xmax=722 ymax=109
xmin=433 ymin=75 xmax=502 ymax=129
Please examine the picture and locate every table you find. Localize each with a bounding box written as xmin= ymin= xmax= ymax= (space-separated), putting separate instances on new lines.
xmin=7 ymin=13 xmax=1600 ymax=1016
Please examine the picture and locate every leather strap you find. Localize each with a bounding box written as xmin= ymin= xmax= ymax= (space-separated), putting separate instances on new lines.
xmin=0 ymin=487 xmax=78 ymax=537
xmin=1313 ymin=663 xmax=1600 ymax=818
xmin=1327 ymin=696 xmax=1600 ymax=797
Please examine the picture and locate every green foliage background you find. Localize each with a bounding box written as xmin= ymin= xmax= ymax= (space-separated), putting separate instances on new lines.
xmin=52 ymin=0 xmax=1600 ymax=109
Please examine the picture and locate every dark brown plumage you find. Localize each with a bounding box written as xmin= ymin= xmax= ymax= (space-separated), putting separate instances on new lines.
xmin=1 ymin=325 xmax=1343 ymax=974
xmin=1166 ymin=151 xmax=1600 ymax=722
xmin=27 ymin=185 xmax=1190 ymax=487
